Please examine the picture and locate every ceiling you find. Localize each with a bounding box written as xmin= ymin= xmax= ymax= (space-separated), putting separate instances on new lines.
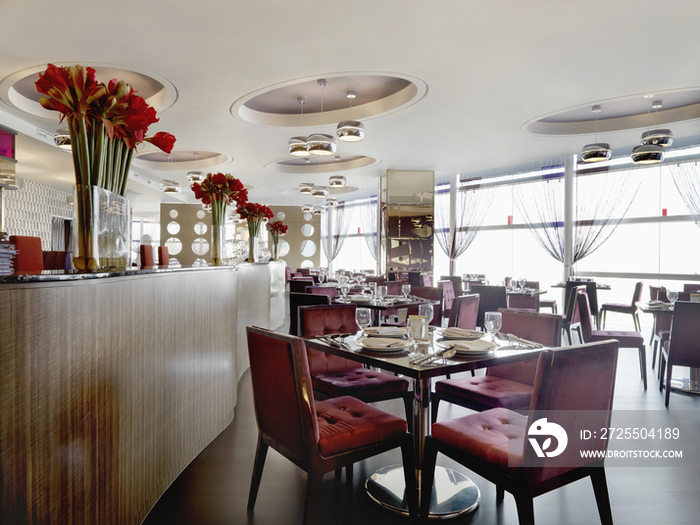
xmin=2 ymin=0 xmax=700 ymax=218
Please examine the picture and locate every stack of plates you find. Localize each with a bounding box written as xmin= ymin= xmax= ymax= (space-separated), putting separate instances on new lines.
xmin=438 ymin=328 xmax=484 ymax=340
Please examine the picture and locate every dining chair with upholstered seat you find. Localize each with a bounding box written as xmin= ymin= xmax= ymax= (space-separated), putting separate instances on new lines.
xmin=562 ymin=285 xmax=583 ymax=345
xmin=289 ymin=277 xmax=315 ymax=294
xmin=440 ymin=275 xmax=463 ymax=297
xmin=578 ymin=291 xmax=647 ymax=390
xmin=421 ymin=339 xmax=619 ymax=525
xmin=600 ymin=281 xmax=643 ymax=331
xmin=447 ymin=294 xmax=480 ymax=330
xmin=297 ymin=304 xmax=413 ymax=428
xmin=10 ymin=235 xmax=44 ymax=274
xmin=659 ymin=301 xmax=700 ymax=407
xmin=437 ymin=280 xmax=456 ymax=323
xmin=470 ymin=284 xmax=508 ymax=329
xmin=682 ymin=283 xmax=700 ymax=292
xmin=306 ymin=285 xmax=338 ymax=298
xmin=431 ymin=310 xmax=562 ymax=423
xmin=246 ymin=326 xmax=417 ymax=525
xmin=386 ymin=280 xmax=402 ymax=296
xmin=289 ymin=292 xmax=331 ymax=336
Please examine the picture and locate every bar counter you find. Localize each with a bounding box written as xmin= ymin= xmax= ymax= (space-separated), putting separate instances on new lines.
xmin=0 ymin=262 xmax=285 ymax=525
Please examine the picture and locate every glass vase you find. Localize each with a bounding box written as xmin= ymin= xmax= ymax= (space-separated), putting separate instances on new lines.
xmin=210 ymin=200 xmax=226 ymax=266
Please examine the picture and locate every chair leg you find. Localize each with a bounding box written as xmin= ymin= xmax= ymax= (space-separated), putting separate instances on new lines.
xmin=665 ymin=363 xmax=673 ymax=408
xmin=590 ymin=469 xmax=614 ymax=525
xmin=431 ymin=395 xmax=441 ymax=425
xmin=638 ymin=345 xmax=647 ymax=390
xmin=403 ymin=394 xmax=414 ymax=433
xmin=564 ymin=327 xmax=572 ymax=345
xmin=419 ymin=437 xmax=439 ymax=522
xmin=651 ymin=339 xmax=657 ymax=370
xmin=303 ymin=470 xmax=324 ymax=525
xmin=513 ymin=490 xmax=535 ymax=525
xmin=496 ymin=485 xmax=505 ymax=503
xmin=601 ymin=309 xmax=606 ymax=329
xmin=400 ymin=435 xmax=418 ymax=520
xmin=346 ymin=463 xmax=354 ymax=485
xmin=247 ymin=436 xmax=269 ymax=511
xmin=658 ymin=353 xmax=666 ymax=392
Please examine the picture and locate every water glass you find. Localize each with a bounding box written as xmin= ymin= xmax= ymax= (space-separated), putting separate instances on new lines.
xmin=375 ymin=285 xmax=387 ymax=304
xmin=484 ymin=311 xmax=502 ymax=342
xmin=340 ymin=284 xmax=350 ymax=302
xmin=418 ymin=303 xmax=434 ymax=326
xmin=355 ymin=308 xmax=371 ymax=338
xmin=518 ymin=278 xmax=526 ymax=290
xmin=401 ymin=284 xmax=411 ymax=299
xmin=667 ymin=290 xmax=678 ymax=304
xmin=408 ymin=317 xmax=427 ymax=346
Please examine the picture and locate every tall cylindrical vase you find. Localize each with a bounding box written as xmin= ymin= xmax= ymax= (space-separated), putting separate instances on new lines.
xmin=247 ymin=220 xmax=260 ymax=263
xmin=210 ymin=200 xmax=226 ymax=266
xmin=271 ymin=232 xmax=279 ymax=261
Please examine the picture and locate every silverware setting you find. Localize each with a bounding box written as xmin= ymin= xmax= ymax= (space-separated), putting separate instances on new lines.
xmin=410 ymin=346 xmax=456 ymax=365
xmin=495 ymin=332 xmax=543 ymax=349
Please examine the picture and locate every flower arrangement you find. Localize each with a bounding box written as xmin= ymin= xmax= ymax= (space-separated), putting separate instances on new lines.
xmin=35 ymin=64 xmax=176 ymax=195
xmin=191 ymin=173 xmax=249 ymax=265
xmin=237 ymin=202 xmax=274 ymax=262
xmin=266 ymin=220 xmax=288 ymax=260
xmin=35 ymin=64 xmax=176 ymax=271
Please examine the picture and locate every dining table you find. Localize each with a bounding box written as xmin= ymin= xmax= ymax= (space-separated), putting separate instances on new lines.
xmin=332 ymin=294 xmax=438 ymax=326
xmin=636 ymin=301 xmax=700 ymax=394
xmin=303 ymin=330 xmax=544 ymax=519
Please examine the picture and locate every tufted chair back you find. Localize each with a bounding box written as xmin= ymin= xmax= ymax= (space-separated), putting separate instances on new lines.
xmin=487 ymin=310 xmax=563 ymax=385
xmin=440 ymin=275 xmax=463 ymax=297
xmin=470 ymin=284 xmax=508 ymax=328
xmin=289 ymin=292 xmax=330 ymax=336
xmin=448 ymin=294 xmax=479 ymax=329
xmin=385 ymin=280 xmax=402 ymax=296
xmin=10 ymin=235 xmax=44 ymax=273
xmin=438 ymin=280 xmax=455 ymax=318
xmin=246 ymin=326 xmax=319 ymax=459
xmin=306 ymin=285 xmax=338 ymax=298
xmin=298 ymin=304 xmax=362 ymax=374
xmin=421 ymin=273 xmax=432 ymax=287
xmin=289 ymin=277 xmax=314 ymax=294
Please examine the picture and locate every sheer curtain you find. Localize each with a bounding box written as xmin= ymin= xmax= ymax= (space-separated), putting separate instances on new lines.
xmin=513 ymin=160 xmax=645 ymax=263
xmin=669 ymin=160 xmax=700 ymax=226
xmin=358 ymin=196 xmax=377 ymax=260
xmin=434 ymin=178 xmax=495 ymax=262
xmin=321 ymin=201 xmax=353 ymax=265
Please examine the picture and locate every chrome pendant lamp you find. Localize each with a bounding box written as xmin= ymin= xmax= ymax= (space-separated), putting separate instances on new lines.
xmin=308 ymin=80 xmax=337 ymax=156
xmin=298 ymin=159 xmax=314 ymax=194
xmin=581 ymin=105 xmax=611 ymax=163
xmin=336 ymin=91 xmax=365 ymax=142
xmin=288 ymin=98 xmax=310 ymax=157
xmin=632 ymin=99 xmax=670 ymax=165
xmin=54 ymin=128 xmax=71 ymax=150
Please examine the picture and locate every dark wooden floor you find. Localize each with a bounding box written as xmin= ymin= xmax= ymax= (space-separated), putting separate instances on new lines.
xmin=143 ymin=333 xmax=700 ymax=525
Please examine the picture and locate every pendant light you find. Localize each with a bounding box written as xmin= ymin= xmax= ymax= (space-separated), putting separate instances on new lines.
xmin=325 ymin=197 xmax=338 ymax=207
xmin=186 ymin=171 xmax=204 ymax=183
xmin=160 ymin=180 xmax=181 ymax=194
xmin=329 ymin=174 xmax=346 ymax=187
xmin=298 ymin=158 xmax=314 ymax=195
xmin=54 ymin=128 xmax=71 ymax=150
xmin=288 ymin=97 xmax=310 ymax=157
xmin=307 ymin=80 xmax=337 ymax=156
xmin=301 ymin=204 xmax=313 ymax=213
xmin=581 ymin=105 xmax=611 ymax=163
xmin=336 ymin=90 xmax=365 ymax=142
xmin=632 ymin=99 xmax=669 ymax=165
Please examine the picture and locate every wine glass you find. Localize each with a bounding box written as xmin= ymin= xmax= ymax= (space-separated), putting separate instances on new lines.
xmin=401 ymin=283 xmax=411 ymax=299
xmin=407 ymin=317 xmax=427 ymax=347
xmin=518 ymin=278 xmax=527 ymax=291
xmin=317 ymin=273 xmax=325 ymax=284
xmin=339 ymin=284 xmax=350 ymax=302
xmin=418 ymin=303 xmax=434 ymax=327
xmin=376 ymin=285 xmax=388 ymax=304
xmin=355 ymin=308 xmax=371 ymax=339
xmin=667 ymin=290 xmax=678 ymax=305
xmin=484 ymin=311 xmax=502 ymax=343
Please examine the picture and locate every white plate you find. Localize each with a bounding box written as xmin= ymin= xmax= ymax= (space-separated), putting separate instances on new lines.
xmin=438 ymin=328 xmax=484 ymax=340
xmin=364 ymin=326 xmax=407 ymax=338
xmin=355 ymin=337 xmax=410 ymax=352
xmin=437 ymin=339 xmax=496 ymax=354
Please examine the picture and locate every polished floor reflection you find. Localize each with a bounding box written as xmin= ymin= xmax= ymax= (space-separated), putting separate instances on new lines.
xmin=144 ymin=338 xmax=700 ymax=525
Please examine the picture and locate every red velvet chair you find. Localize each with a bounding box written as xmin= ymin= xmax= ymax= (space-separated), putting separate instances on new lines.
xmin=438 ymin=279 xmax=456 ymax=322
xmin=42 ymin=250 xmax=73 ymax=270
xmin=447 ymin=294 xmax=480 ymax=329
xmin=385 ymin=280 xmax=402 ymax=296
xmin=682 ymin=283 xmax=700 ymax=292
xmin=364 ymin=275 xmax=386 ymax=286
xmin=10 ymin=235 xmax=44 ymax=274
xmin=440 ymin=275 xmax=463 ymax=297
xmin=306 ymin=285 xmax=338 ymax=298
xmin=297 ymin=304 xmax=413 ymax=427
xmin=659 ymin=301 xmax=700 ymax=407
xmin=421 ymin=273 xmax=432 ymax=287
xmin=578 ymin=291 xmax=647 ymax=390
xmin=246 ymin=327 xmax=417 ymax=525
xmin=289 ymin=277 xmax=315 ymax=294
xmin=600 ymin=281 xmax=643 ymax=331
xmin=562 ymin=285 xmax=583 ymax=345
xmin=296 ymin=267 xmax=311 ymax=276
xmin=139 ymin=244 xmax=155 ymax=267
xmin=157 ymin=245 xmax=169 ymax=268
xmin=421 ymin=340 xmax=618 ymax=525
xmin=431 ymin=310 xmax=562 ymax=422
xmin=289 ymin=292 xmax=331 ymax=336
xmin=471 ymin=284 xmax=508 ymax=329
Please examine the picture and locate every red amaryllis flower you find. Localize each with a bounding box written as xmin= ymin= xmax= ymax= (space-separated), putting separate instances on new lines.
xmin=144 ymin=132 xmax=176 ymax=154
xmin=36 ymin=64 xmax=106 ymax=121
xmin=190 ymin=173 xmax=248 ymax=207
xmin=236 ymin=202 xmax=274 ymax=221
xmin=266 ymin=221 xmax=288 ymax=234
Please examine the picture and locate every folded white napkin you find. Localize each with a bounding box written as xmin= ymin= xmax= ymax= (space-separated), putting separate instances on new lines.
xmin=451 ymin=339 xmax=496 ymax=352
xmin=371 ymin=326 xmax=403 ymax=335
xmin=443 ymin=328 xmax=483 ymax=339
xmin=360 ymin=337 xmax=405 ymax=348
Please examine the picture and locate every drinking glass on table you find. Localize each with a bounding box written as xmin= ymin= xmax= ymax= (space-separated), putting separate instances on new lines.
xmin=518 ymin=278 xmax=526 ymax=291
xmin=418 ymin=303 xmax=434 ymax=327
xmin=339 ymin=284 xmax=350 ymax=302
xmin=401 ymin=283 xmax=411 ymax=299
xmin=667 ymin=290 xmax=678 ymax=305
xmin=355 ymin=307 xmax=371 ymax=339
xmin=484 ymin=311 xmax=502 ymax=342
xmin=407 ymin=316 xmax=427 ymax=348
xmin=375 ymin=285 xmax=387 ymax=304
xmin=317 ymin=273 xmax=325 ymax=284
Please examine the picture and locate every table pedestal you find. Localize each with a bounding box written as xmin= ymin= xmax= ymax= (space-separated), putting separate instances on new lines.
xmin=366 ymin=465 xmax=480 ymax=519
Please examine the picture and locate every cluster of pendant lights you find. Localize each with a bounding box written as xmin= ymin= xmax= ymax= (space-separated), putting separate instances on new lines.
xmin=581 ymin=98 xmax=673 ymax=165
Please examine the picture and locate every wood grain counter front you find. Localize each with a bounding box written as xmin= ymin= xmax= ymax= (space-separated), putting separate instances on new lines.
xmin=0 ymin=263 xmax=285 ymax=525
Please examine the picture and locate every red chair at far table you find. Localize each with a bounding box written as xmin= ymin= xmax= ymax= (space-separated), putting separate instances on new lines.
xmin=10 ymin=235 xmax=44 ymax=273
xmin=447 ymin=294 xmax=480 ymax=329
xmin=139 ymin=244 xmax=155 ymax=267
xmin=246 ymin=327 xmax=417 ymax=525
xmin=578 ymin=291 xmax=647 ymax=390
xmin=421 ymin=340 xmax=619 ymax=525
xmin=157 ymin=245 xmax=169 ymax=268
xmin=659 ymin=301 xmax=700 ymax=407
xmin=297 ymin=305 xmax=413 ymax=429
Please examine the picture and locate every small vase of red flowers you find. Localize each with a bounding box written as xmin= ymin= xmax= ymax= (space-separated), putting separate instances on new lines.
xmin=237 ymin=202 xmax=274 ymax=263
xmin=266 ymin=220 xmax=288 ymax=260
